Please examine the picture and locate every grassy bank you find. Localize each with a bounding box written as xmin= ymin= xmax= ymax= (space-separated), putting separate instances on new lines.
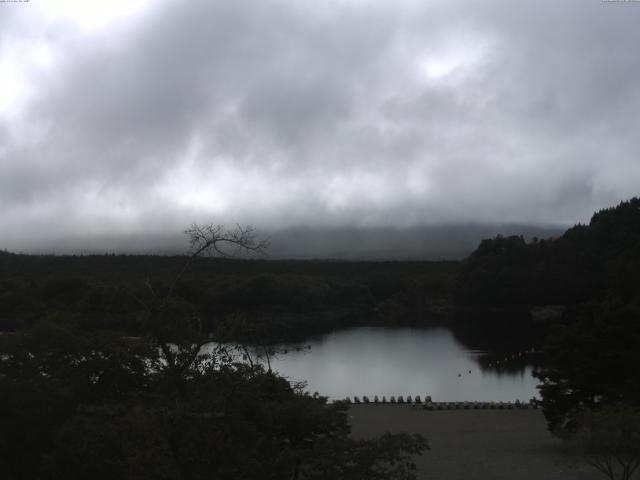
xmin=349 ymin=405 xmax=600 ymax=480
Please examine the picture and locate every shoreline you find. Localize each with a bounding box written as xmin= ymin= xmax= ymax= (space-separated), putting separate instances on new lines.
xmin=348 ymin=405 xmax=600 ymax=480
xmin=341 ymin=398 xmax=538 ymax=409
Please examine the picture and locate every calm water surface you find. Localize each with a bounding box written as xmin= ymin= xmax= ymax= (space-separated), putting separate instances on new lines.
xmin=266 ymin=327 xmax=539 ymax=402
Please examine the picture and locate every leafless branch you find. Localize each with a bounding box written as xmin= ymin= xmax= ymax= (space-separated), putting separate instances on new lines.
xmin=166 ymin=223 xmax=268 ymax=299
xmin=184 ymin=223 xmax=269 ymax=259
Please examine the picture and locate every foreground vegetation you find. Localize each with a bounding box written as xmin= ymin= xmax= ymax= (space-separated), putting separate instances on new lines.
xmin=0 ymin=321 xmax=427 ymax=479
xmin=0 ymin=225 xmax=428 ymax=479
xmin=1 ymin=198 xmax=639 ymax=479
xmin=455 ymin=198 xmax=640 ymax=479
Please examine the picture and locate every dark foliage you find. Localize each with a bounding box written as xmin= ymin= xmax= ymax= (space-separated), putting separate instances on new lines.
xmin=562 ymin=405 xmax=640 ymax=480
xmin=0 ymin=254 xmax=455 ymax=338
xmin=452 ymin=198 xmax=640 ymax=435
xmin=0 ymin=321 xmax=427 ymax=479
xmin=534 ymin=302 xmax=640 ymax=433
xmin=0 ymin=223 xmax=430 ymax=479
xmin=455 ymin=197 xmax=640 ymax=306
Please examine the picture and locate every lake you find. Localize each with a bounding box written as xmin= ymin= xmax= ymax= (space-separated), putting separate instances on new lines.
xmin=263 ymin=327 xmax=539 ymax=402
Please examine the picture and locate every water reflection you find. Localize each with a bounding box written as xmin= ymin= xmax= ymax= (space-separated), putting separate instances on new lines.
xmin=266 ymin=327 xmax=539 ymax=402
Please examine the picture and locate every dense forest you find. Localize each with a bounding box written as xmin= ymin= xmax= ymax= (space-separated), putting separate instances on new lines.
xmin=1 ymin=229 xmax=432 ymax=479
xmin=454 ymin=198 xmax=640 ymax=437
xmin=0 ymin=253 xmax=455 ymax=339
xmin=3 ymin=199 xmax=637 ymax=343
xmin=1 ymin=198 xmax=639 ymax=478
xmin=1 ymin=198 xmax=638 ymax=357
xmin=455 ymin=197 xmax=640 ymax=307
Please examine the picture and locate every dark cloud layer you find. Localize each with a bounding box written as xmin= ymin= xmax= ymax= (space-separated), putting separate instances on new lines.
xmin=1 ymin=0 xmax=639 ymax=251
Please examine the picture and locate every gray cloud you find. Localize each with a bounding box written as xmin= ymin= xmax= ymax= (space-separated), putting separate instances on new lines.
xmin=1 ymin=0 xmax=639 ymax=251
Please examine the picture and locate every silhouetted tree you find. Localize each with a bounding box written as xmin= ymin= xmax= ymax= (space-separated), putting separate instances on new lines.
xmin=0 ymin=224 xmax=428 ymax=479
xmin=534 ymin=302 xmax=640 ymax=433
xmin=563 ymin=406 xmax=640 ymax=480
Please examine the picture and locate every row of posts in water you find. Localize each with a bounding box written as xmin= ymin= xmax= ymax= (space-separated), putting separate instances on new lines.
xmin=487 ymin=348 xmax=538 ymax=368
xmin=343 ymin=395 xmax=539 ymax=409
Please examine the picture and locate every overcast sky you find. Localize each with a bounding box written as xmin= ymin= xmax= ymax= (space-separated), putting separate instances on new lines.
xmin=1 ymin=0 xmax=639 ymax=250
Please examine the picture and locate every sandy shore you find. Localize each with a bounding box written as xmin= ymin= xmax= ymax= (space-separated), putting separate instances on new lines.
xmin=349 ymin=405 xmax=601 ymax=480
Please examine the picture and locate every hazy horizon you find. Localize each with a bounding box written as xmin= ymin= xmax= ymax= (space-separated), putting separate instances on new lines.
xmin=4 ymin=222 xmax=565 ymax=260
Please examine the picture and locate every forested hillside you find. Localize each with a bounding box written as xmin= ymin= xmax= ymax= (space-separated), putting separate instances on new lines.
xmin=455 ymin=197 xmax=640 ymax=306
xmin=453 ymin=198 xmax=640 ymax=435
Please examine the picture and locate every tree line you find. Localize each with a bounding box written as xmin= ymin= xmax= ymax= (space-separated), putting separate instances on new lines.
xmin=456 ymin=198 xmax=640 ymax=479
xmin=0 ymin=225 xmax=428 ymax=479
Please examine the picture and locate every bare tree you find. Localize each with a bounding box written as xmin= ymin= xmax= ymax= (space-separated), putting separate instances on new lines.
xmin=135 ymin=223 xmax=268 ymax=388
xmin=170 ymin=223 xmax=268 ymax=297
xmin=564 ymin=406 xmax=640 ymax=480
